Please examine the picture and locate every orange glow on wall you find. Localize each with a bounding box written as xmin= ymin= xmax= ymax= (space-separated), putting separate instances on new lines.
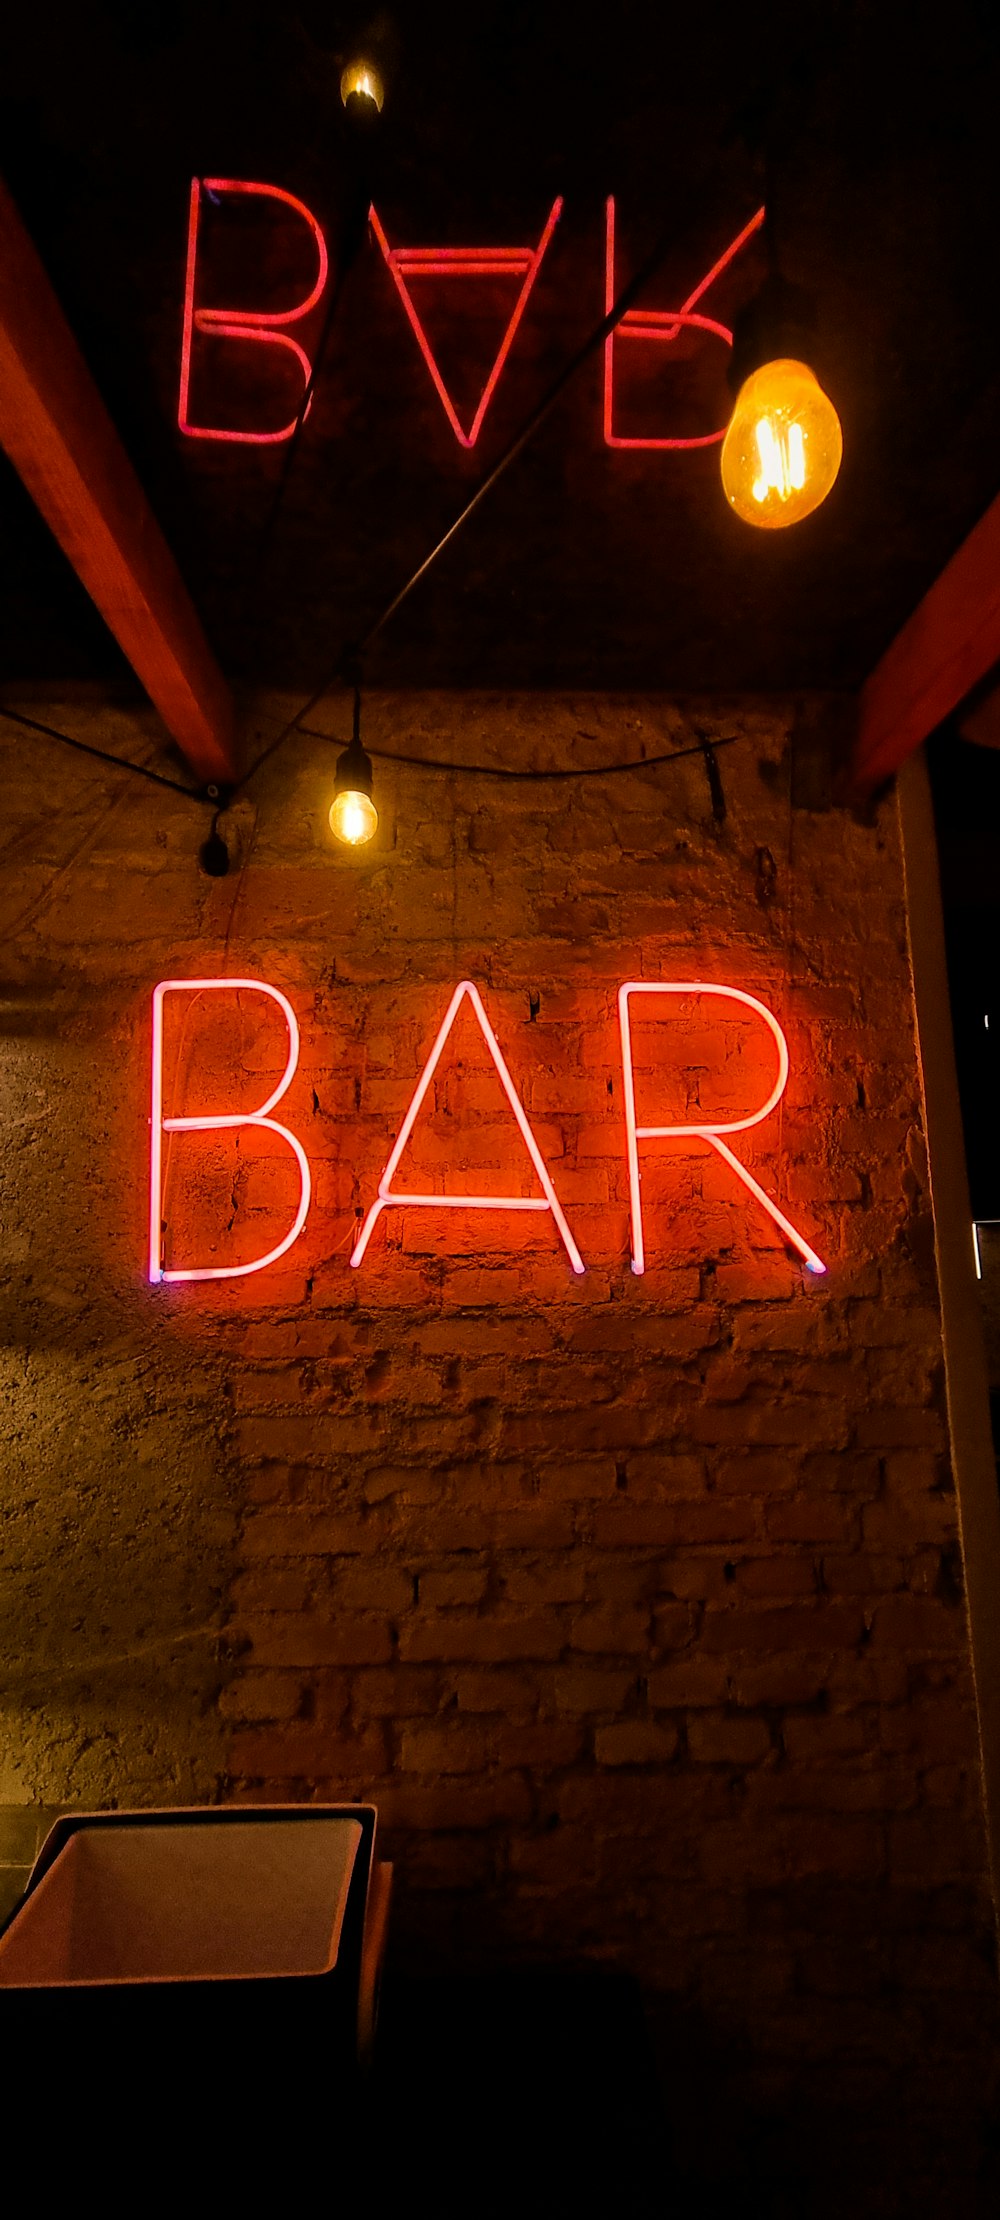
xmin=603 ymin=201 xmax=766 ymax=449
xmin=350 ymin=980 xmax=586 ymax=1272
xmin=617 ymin=981 xmax=826 ymax=1276
xmin=149 ymin=978 xmax=311 ymax=1281
xmin=368 ymin=200 xmax=563 ymax=447
xmin=178 ymin=179 xmax=329 ymax=444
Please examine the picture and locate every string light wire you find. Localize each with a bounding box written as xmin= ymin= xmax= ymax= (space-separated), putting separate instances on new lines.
xmin=235 ymin=190 xmax=763 ymax=796
xmin=0 ymin=704 xmax=209 ymax=801
xmin=1 ymin=183 xmax=757 ymax=813
xmin=299 ymin=723 xmax=738 ymax=779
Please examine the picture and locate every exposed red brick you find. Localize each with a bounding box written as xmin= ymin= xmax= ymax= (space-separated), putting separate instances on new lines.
xmin=228 ymin=1725 xmax=388 ymax=1777
xmin=217 ymin=1671 xmax=306 ymax=1723
xmin=594 ymin=1721 xmax=679 ymax=1766
xmin=399 ymin=1612 xmax=564 ymax=1663
xmin=246 ymin=1614 xmax=393 ymax=1665
xmin=25 ymin=690 xmax=986 ymax=2147
xmin=689 ymin=1713 xmax=773 ymax=1764
xmin=451 ymin=1668 xmax=539 ymax=1712
xmin=700 ymin=1604 xmax=866 ymax=1653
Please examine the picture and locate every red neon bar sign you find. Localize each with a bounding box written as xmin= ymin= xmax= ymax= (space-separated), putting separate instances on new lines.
xmin=149 ymin=976 xmax=826 ymax=1287
xmin=349 ymin=979 xmax=584 ymax=1272
xmin=603 ymin=201 xmax=765 ymax=449
xmin=179 ymin=179 xmax=329 ymax=444
xmin=177 ymin=184 xmax=763 ymax=449
xmin=617 ymin=981 xmax=824 ymax=1276
xmin=369 ymin=200 xmax=563 ymax=448
xmin=150 ymin=978 xmax=311 ymax=1281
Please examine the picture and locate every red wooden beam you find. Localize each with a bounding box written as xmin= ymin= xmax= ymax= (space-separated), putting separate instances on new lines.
xmin=853 ymin=489 xmax=1000 ymax=790
xmin=0 ymin=176 xmax=235 ymax=785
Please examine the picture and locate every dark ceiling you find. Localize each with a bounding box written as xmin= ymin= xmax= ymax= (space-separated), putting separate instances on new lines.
xmin=2 ymin=0 xmax=999 ymax=698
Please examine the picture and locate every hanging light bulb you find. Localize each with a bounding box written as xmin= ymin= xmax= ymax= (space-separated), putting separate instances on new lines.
xmin=329 ymin=694 xmax=378 ymax=846
xmin=721 ymin=357 xmax=842 ymax=528
xmin=720 ymin=266 xmax=842 ymax=529
xmin=340 ymin=57 xmax=385 ymax=111
xmin=330 ymin=779 xmax=378 ymax=844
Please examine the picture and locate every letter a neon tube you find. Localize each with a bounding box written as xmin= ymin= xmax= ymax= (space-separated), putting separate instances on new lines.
xmin=351 ymin=980 xmax=584 ymax=1273
xmin=618 ymin=981 xmax=826 ymax=1277
xmin=150 ymin=978 xmax=312 ymax=1282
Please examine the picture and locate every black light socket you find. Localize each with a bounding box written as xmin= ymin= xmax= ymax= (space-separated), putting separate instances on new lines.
xmin=343 ymin=86 xmax=383 ymax=133
xmin=199 ymin=814 xmax=231 ymax=877
xmin=334 ymin=734 xmax=375 ymax=800
xmin=727 ymin=272 xmax=818 ymax=396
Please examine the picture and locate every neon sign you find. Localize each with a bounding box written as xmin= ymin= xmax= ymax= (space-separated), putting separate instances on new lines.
xmin=603 ymin=202 xmax=765 ymax=450
xmin=177 ymin=184 xmax=763 ymax=450
xmin=150 ymin=978 xmax=312 ymax=1281
xmin=368 ymin=200 xmax=563 ymax=448
xmin=179 ymin=179 xmax=329 ymax=444
xmin=349 ymin=980 xmax=585 ymax=1272
xmin=617 ymin=982 xmax=826 ymax=1276
xmin=149 ymin=975 xmax=826 ymax=1288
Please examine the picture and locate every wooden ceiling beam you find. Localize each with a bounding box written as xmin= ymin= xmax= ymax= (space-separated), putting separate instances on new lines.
xmin=0 ymin=176 xmax=235 ymax=786
xmin=852 ymin=489 xmax=1000 ymax=791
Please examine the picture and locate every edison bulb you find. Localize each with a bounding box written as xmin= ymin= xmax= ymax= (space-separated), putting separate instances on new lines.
xmin=330 ymin=788 xmax=378 ymax=846
xmin=340 ymin=59 xmax=385 ymax=110
xmin=721 ymin=358 xmax=842 ymax=528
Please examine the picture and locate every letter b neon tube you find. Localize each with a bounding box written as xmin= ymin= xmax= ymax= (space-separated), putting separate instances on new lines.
xmin=150 ymin=978 xmax=311 ymax=1282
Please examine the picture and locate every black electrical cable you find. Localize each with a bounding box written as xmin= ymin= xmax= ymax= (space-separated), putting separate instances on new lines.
xmin=248 ymin=139 xmax=382 ymax=593
xmin=299 ymin=722 xmax=738 ymax=779
xmin=2 ymin=181 xmax=748 ymax=812
xmin=235 ymin=180 xmax=754 ymax=796
xmin=0 ymin=705 xmax=210 ymax=801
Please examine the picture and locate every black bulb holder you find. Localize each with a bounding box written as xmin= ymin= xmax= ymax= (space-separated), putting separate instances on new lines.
xmin=334 ymin=684 xmax=374 ymax=800
xmin=334 ymin=734 xmax=374 ymax=801
xmin=727 ymin=272 xmax=818 ymax=397
xmin=199 ymin=820 xmax=231 ymax=877
xmin=343 ymin=86 xmax=382 ymax=134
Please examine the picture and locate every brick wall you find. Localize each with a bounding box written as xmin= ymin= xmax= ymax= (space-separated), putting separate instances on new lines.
xmin=1 ymin=689 xmax=996 ymax=2201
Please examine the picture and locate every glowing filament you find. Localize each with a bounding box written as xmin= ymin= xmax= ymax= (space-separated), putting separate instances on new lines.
xmin=341 ymin=60 xmax=385 ymax=110
xmin=330 ymin=791 xmax=378 ymax=846
xmin=753 ymin=417 xmax=806 ymax=503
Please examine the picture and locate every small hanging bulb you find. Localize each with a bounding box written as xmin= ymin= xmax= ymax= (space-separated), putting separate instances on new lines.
xmin=329 ymin=691 xmax=378 ymax=847
xmin=330 ymin=780 xmax=378 ymax=844
xmin=720 ymin=247 xmax=842 ymax=530
xmin=721 ymin=357 xmax=842 ymax=528
xmin=340 ymin=57 xmax=385 ymax=111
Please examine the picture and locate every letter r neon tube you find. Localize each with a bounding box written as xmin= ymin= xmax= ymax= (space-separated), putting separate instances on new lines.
xmin=617 ymin=981 xmax=826 ymax=1278
xmin=150 ymin=978 xmax=312 ymax=1282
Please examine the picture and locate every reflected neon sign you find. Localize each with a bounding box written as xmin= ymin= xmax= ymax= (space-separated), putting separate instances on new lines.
xmin=179 ymin=179 xmax=329 ymax=444
xmin=368 ymin=200 xmax=563 ymax=448
xmin=178 ymin=183 xmax=764 ymax=449
xmin=149 ymin=975 xmax=826 ymax=1286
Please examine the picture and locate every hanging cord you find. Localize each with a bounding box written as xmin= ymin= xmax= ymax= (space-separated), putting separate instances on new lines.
xmin=234 ymin=180 xmax=760 ymax=797
xmin=246 ymin=122 xmax=384 ymax=600
xmin=0 ymin=704 xmax=211 ymax=801
xmin=299 ymin=720 xmax=738 ymax=779
xmin=1 ymin=180 xmax=756 ymax=812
